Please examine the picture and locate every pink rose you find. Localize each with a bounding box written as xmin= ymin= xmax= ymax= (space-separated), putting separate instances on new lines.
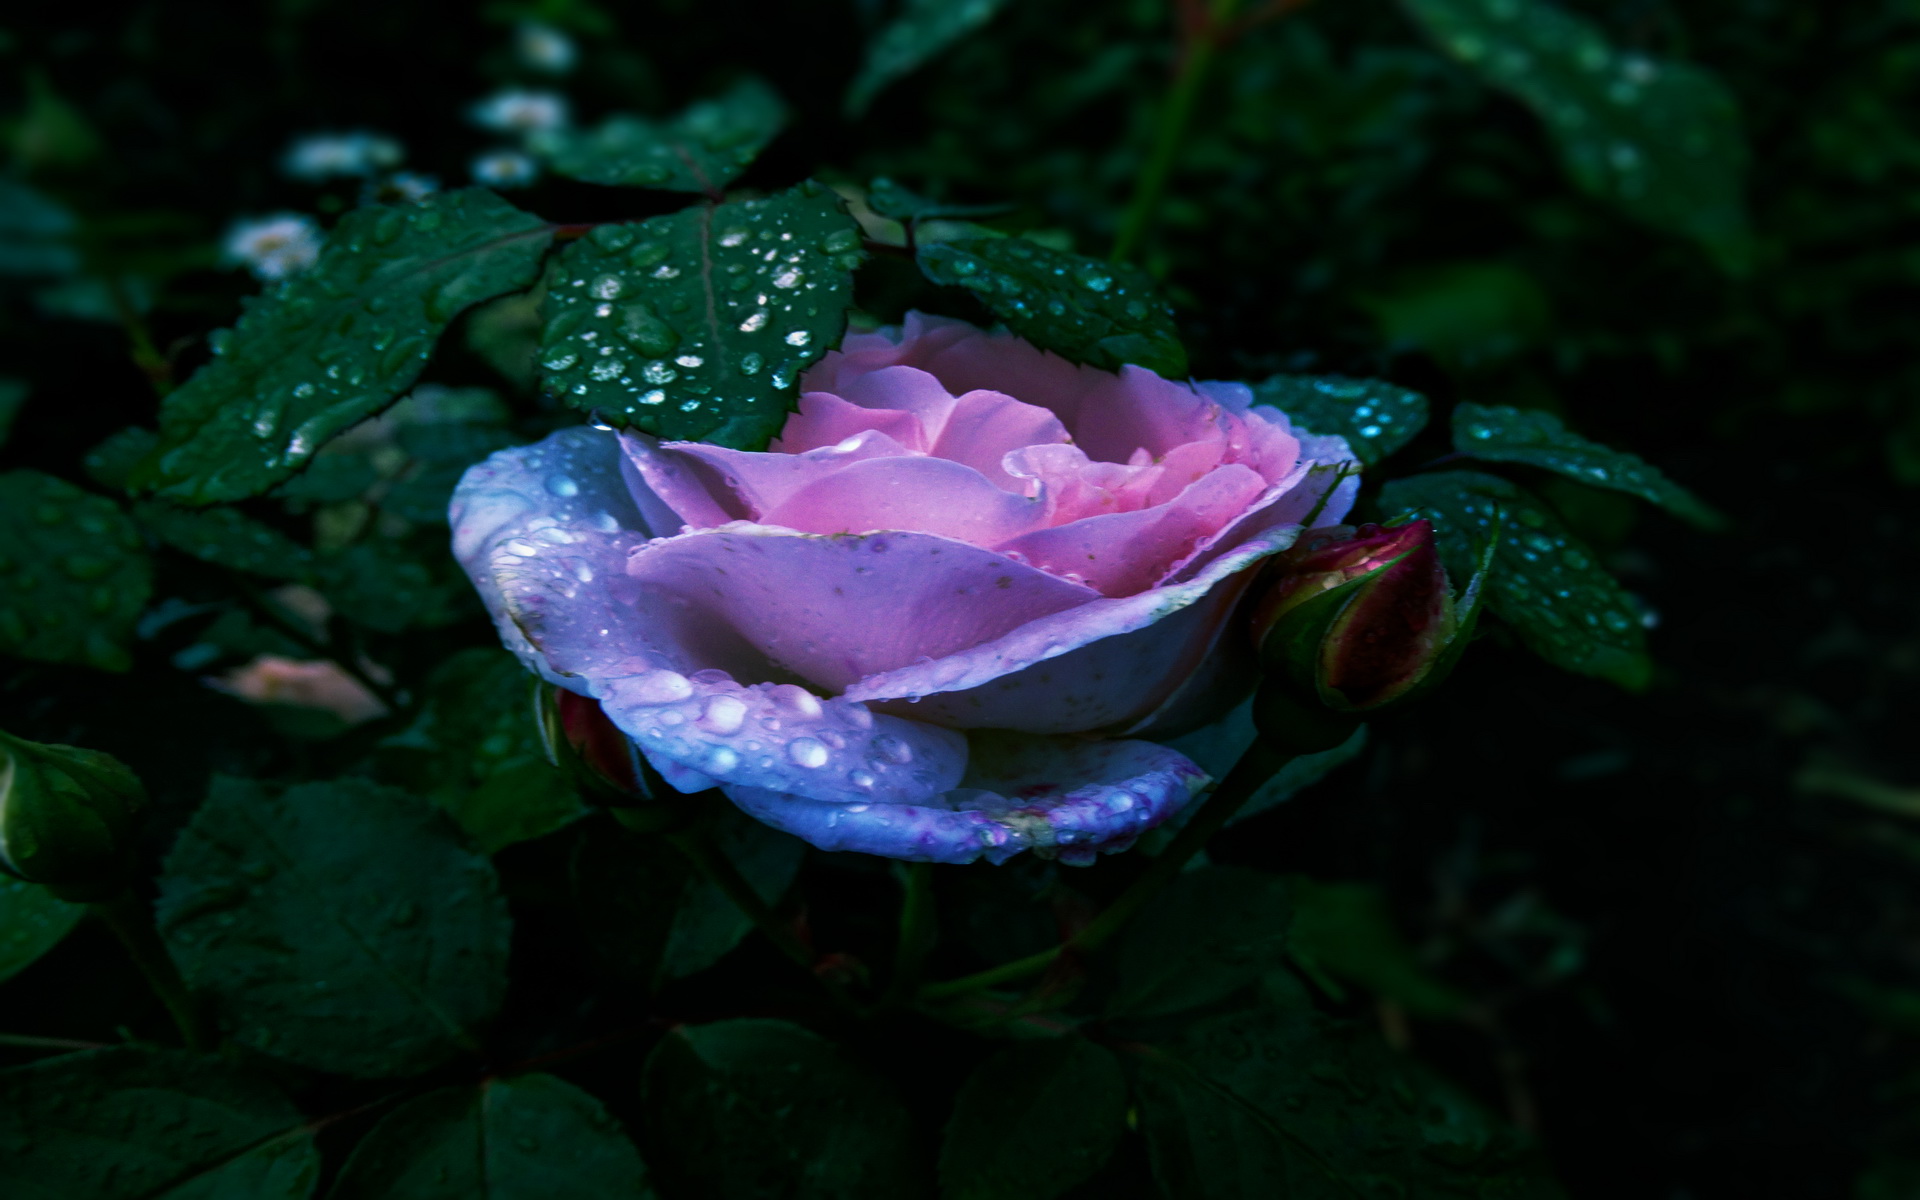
xmin=452 ymin=314 xmax=1355 ymax=863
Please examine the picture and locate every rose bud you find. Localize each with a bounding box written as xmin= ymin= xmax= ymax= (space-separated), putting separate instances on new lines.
xmin=1250 ymin=520 xmax=1487 ymax=749
xmin=0 ymin=730 xmax=148 ymax=901
xmin=537 ymin=686 xmax=681 ymax=831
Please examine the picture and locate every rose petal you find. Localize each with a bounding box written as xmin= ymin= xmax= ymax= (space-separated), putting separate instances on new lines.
xmin=722 ymin=732 xmax=1208 ymax=864
xmin=624 ymin=523 xmax=1099 ymax=693
xmin=451 ymin=428 xmax=969 ymax=806
xmin=655 ymin=430 xmax=913 ymax=522
xmin=773 ymin=392 xmax=925 ymax=455
xmin=844 ymin=520 xmax=1299 ymax=731
xmin=760 ymin=454 xmax=1052 ymax=544
xmin=994 ymin=463 xmax=1268 ymax=596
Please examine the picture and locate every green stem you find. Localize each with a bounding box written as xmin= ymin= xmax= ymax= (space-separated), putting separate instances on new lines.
xmin=1110 ymin=0 xmax=1244 ymax=264
xmin=878 ymin=862 xmax=936 ymax=1012
xmin=91 ymin=889 xmax=208 ymax=1052
xmin=920 ymin=740 xmax=1288 ymax=1002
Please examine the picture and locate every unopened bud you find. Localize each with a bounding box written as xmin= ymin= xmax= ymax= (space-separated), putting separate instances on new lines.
xmin=536 ymin=687 xmax=679 ymax=831
xmin=1251 ymin=519 xmax=1487 ymax=731
xmin=0 ymin=731 xmax=148 ymax=901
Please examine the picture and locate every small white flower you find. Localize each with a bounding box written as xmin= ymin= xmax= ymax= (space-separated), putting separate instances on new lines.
xmin=472 ymin=148 xmax=540 ymax=188
xmin=222 ymin=213 xmax=323 ymax=281
xmin=515 ymin=22 xmax=577 ymax=74
xmin=281 ymin=131 xmax=405 ymax=182
xmin=469 ymin=88 xmax=571 ymax=137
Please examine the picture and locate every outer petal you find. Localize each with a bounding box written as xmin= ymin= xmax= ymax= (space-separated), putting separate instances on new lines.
xmin=450 ymin=428 xmax=968 ymax=806
xmin=655 ymin=430 xmax=914 ymax=522
xmin=623 ymin=523 xmax=1100 ymax=692
xmin=723 ymin=732 xmax=1208 ymax=865
xmin=844 ymin=520 xmax=1301 ymax=732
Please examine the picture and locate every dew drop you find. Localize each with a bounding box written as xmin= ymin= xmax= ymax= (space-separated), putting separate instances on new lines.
xmin=628 ymin=669 xmax=693 ymax=705
xmin=699 ymin=694 xmax=748 ymax=735
xmin=788 ymin=737 xmax=829 ymax=769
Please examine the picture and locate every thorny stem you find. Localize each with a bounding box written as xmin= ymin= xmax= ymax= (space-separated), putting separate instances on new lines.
xmin=0 ymin=1033 xmax=108 ymax=1051
xmin=919 ymin=740 xmax=1290 ymax=1002
xmin=878 ymin=862 xmax=937 ymax=1013
xmin=91 ymin=888 xmax=209 ymax=1052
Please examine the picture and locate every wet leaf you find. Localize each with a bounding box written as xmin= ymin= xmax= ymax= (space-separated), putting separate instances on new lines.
xmin=133 ymin=190 xmax=551 ymax=504
xmin=1108 ymin=866 xmax=1292 ymax=1019
xmin=0 ymin=874 xmax=84 ymax=982
xmin=382 ymin=648 xmax=587 ymax=853
xmin=1452 ymin=402 xmax=1723 ymax=528
xmin=537 ymin=181 xmax=862 ymax=449
xmin=641 ymin=1019 xmax=919 ymax=1199
xmin=1288 ymin=878 xmax=1472 ymax=1017
xmin=917 ymin=234 xmax=1186 ymax=378
xmin=1381 ymin=470 xmax=1649 ymax=687
xmin=534 ymin=78 xmax=786 ymax=194
xmin=0 ymin=1046 xmax=319 ymax=1199
xmin=0 ymin=470 xmax=152 ymax=671
xmin=329 ymin=1072 xmax=654 ymax=1199
xmin=135 ymin=501 xmax=313 ymax=580
xmin=1250 ymin=374 xmax=1429 ymax=466
xmin=939 ymin=1038 xmax=1126 ymax=1200
xmin=846 ymin=0 xmax=1013 ymax=116
xmin=156 ymin=776 xmax=512 ymax=1078
xmin=1403 ymin=0 xmax=1749 ymax=267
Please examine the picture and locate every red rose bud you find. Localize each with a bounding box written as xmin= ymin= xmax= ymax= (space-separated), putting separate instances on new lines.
xmin=0 ymin=730 xmax=148 ymax=901
xmin=538 ymin=687 xmax=681 ymax=830
xmin=1253 ymin=519 xmax=1481 ymax=720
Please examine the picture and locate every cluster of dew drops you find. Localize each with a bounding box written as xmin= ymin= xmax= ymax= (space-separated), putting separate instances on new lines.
xmin=538 ymin=201 xmax=864 ymax=429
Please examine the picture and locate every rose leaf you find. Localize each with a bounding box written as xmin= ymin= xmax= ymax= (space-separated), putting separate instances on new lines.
xmin=378 ymin=648 xmax=588 ymax=855
xmin=532 ymin=78 xmax=786 ymax=194
xmin=1250 ymin=374 xmax=1429 ymax=466
xmin=329 ymin=1073 xmax=655 ymax=1199
xmin=0 ymin=1046 xmax=319 ymax=1199
xmin=1451 ymin=402 xmax=1724 ymax=529
xmin=155 ymin=776 xmax=512 ymax=1078
xmin=0 ymin=470 xmax=151 ymax=672
xmin=131 ymin=189 xmax=552 ymax=505
xmin=1105 ymin=865 xmax=1293 ymax=1020
xmin=640 ymin=1019 xmax=918 ymax=1198
xmin=845 ymin=0 xmax=1015 ymax=117
xmin=938 ymin=1038 xmax=1127 ymax=1200
xmin=916 ymin=234 xmax=1188 ymax=378
xmin=1127 ymin=1049 xmax=1295 ymax=1198
xmin=1402 ymin=0 xmax=1750 ymax=270
xmin=0 ymin=178 xmax=80 ymax=277
xmin=1381 ymin=469 xmax=1651 ymax=688
xmin=537 ymin=181 xmax=863 ymax=450
xmin=0 ymin=874 xmax=84 ymax=982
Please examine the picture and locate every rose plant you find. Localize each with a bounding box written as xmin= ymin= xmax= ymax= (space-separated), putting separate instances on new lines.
xmin=453 ymin=313 xmax=1357 ymax=864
